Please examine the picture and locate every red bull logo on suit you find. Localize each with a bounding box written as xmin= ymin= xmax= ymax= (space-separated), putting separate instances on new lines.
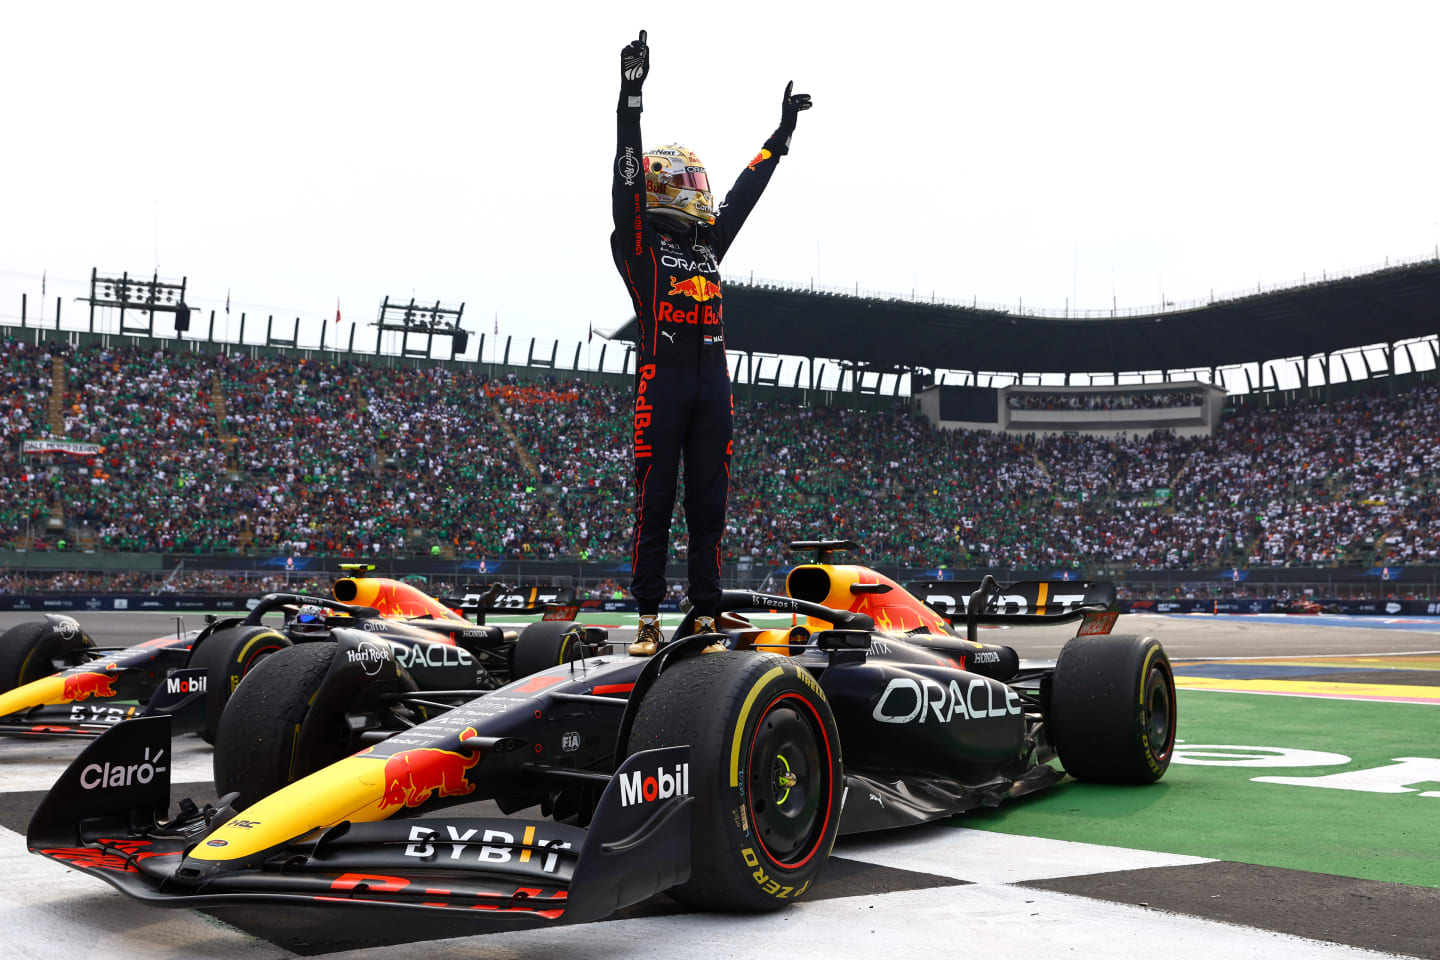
xmin=668 ymin=275 xmax=722 ymax=302
xmin=658 ymin=275 xmax=723 ymax=326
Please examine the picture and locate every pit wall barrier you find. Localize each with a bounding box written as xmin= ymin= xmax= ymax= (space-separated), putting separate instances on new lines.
xmin=0 ymin=595 xmax=682 ymax=615
xmin=1120 ymin=598 xmax=1440 ymax=616
xmin=0 ymin=594 xmax=251 ymax=612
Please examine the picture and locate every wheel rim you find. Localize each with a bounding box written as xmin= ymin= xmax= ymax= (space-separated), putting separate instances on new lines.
xmin=1143 ymin=663 xmax=1175 ymax=761
xmin=747 ymin=693 xmax=832 ymax=867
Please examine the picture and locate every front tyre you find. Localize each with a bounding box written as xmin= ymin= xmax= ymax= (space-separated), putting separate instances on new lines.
xmin=1048 ymin=634 xmax=1176 ymax=784
xmin=213 ymin=643 xmax=339 ymax=809
xmin=509 ymin=619 xmax=586 ymax=680
xmin=0 ymin=619 xmax=97 ymax=693
xmin=186 ymin=624 xmax=291 ymax=743
xmin=627 ymin=652 xmax=841 ymax=911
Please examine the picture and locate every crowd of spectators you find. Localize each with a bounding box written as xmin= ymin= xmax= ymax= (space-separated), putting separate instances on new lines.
xmin=3 ymin=335 xmax=1437 ymax=574
xmin=0 ymin=568 xmax=635 ymax=600
xmin=1007 ymin=389 xmax=1203 ymax=410
xmin=0 ymin=339 xmax=55 ymax=548
xmin=0 ymin=569 xmax=331 ymax=595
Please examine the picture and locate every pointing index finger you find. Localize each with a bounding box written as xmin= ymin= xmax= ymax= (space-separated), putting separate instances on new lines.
xmin=639 ymin=29 xmax=647 ymax=46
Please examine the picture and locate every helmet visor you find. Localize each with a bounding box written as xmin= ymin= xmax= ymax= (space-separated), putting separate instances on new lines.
xmin=670 ymin=169 xmax=709 ymax=193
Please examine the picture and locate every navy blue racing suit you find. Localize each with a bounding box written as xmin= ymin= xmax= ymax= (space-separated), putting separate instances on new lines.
xmin=610 ymin=87 xmax=792 ymax=617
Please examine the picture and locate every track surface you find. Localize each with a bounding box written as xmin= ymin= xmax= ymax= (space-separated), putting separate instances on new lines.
xmin=8 ymin=608 xmax=1437 ymax=658
xmin=2 ymin=612 xmax=1437 ymax=958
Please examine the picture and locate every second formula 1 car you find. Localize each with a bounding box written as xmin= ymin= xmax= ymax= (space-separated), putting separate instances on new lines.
xmin=1272 ymin=597 xmax=1343 ymax=615
xmin=28 ymin=540 xmax=1175 ymax=926
xmin=0 ymin=571 xmax=593 ymax=742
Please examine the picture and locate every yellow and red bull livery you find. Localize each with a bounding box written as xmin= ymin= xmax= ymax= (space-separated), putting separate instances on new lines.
xmin=29 ymin=539 xmax=1173 ymax=930
xmin=0 ymin=576 xmax=575 ymax=742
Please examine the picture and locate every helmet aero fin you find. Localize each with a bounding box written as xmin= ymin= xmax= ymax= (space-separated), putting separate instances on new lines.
xmin=643 ymin=144 xmax=715 ymax=225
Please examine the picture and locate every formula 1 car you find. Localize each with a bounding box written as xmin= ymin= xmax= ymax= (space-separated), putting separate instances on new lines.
xmin=0 ymin=572 xmax=592 ymax=742
xmin=0 ymin=612 xmax=280 ymax=742
xmin=28 ymin=540 xmax=1175 ymax=925
xmin=1272 ymin=598 xmax=1343 ymax=615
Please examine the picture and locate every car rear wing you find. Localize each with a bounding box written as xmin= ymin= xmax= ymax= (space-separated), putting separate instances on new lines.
xmin=439 ymin=585 xmax=580 ymax=623
xmin=905 ymin=576 xmax=1118 ymax=643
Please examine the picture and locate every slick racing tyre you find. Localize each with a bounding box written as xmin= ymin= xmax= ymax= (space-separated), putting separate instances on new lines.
xmin=627 ymin=652 xmax=842 ymax=911
xmin=1048 ymin=634 xmax=1176 ymax=784
xmin=213 ymin=643 xmax=425 ymax=809
xmin=510 ymin=620 xmax=586 ymax=680
xmin=213 ymin=643 xmax=335 ymax=809
xmin=0 ymin=618 xmax=97 ymax=693
xmin=186 ymin=624 xmax=290 ymax=744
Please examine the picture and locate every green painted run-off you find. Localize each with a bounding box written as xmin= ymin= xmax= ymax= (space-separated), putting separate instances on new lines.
xmin=956 ymin=690 xmax=1440 ymax=888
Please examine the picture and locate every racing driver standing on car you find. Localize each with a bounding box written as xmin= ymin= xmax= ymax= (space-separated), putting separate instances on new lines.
xmin=611 ymin=30 xmax=811 ymax=655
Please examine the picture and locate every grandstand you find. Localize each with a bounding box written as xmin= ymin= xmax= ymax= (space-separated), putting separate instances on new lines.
xmin=2 ymin=257 xmax=1437 ymax=601
xmin=2 ymin=336 xmax=1437 ymax=592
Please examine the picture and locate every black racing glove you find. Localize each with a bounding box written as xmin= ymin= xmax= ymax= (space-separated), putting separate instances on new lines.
xmin=778 ymin=81 xmax=813 ymax=137
xmin=620 ymin=30 xmax=649 ymax=96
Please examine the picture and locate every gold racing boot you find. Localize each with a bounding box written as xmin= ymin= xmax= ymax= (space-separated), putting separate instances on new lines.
xmin=628 ymin=615 xmax=663 ymax=656
xmin=695 ymin=616 xmax=727 ymax=654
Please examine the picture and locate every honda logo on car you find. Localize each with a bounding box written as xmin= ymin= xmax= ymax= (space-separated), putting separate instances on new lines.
xmin=620 ymin=762 xmax=690 ymax=806
xmin=165 ymin=675 xmax=206 ymax=695
xmin=872 ymin=676 xmax=1022 ymax=724
xmin=80 ymin=746 xmax=167 ymax=790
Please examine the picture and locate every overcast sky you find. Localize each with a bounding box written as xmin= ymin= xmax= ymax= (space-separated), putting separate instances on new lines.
xmin=3 ymin=1 xmax=1438 ymax=365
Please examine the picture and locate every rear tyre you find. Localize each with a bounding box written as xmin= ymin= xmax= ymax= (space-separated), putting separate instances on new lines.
xmin=627 ymin=652 xmax=841 ymax=911
xmin=1048 ymin=634 xmax=1176 ymax=784
xmin=187 ymin=624 xmax=291 ymax=744
xmin=0 ymin=620 xmax=97 ymax=693
xmin=510 ymin=620 xmax=585 ymax=680
xmin=212 ymin=643 xmax=339 ymax=809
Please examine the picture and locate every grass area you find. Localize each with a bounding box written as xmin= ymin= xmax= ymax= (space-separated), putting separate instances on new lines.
xmin=954 ymin=690 xmax=1440 ymax=887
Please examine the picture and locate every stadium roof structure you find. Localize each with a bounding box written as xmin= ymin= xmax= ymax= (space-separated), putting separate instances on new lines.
xmin=607 ymin=258 xmax=1440 ymax=375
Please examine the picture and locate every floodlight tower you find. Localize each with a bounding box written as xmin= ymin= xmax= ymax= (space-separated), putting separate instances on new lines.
xmin=372 ymin=296 xmax=467 ymax=358
xmin=81 ymin=268 xmax=191 ymax=335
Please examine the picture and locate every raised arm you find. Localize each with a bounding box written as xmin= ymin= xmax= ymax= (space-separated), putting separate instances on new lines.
xmin=612 ymin=30 xmax=649 ymax=255
xmin=711 ymin=81 xmax=813 ymax=262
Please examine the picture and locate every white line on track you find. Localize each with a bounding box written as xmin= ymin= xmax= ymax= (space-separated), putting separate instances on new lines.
xmin=835 ymin=821 xmax=1213 ymax=883
xmin=1173 ymin=687 xmax=1440 ymax=706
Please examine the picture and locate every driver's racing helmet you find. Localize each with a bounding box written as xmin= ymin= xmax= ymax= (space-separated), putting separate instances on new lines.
xmin=644 ymin=144 xmax=715 ymax=226
xmin=288 ymin=603 xmax=330 ymax=640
